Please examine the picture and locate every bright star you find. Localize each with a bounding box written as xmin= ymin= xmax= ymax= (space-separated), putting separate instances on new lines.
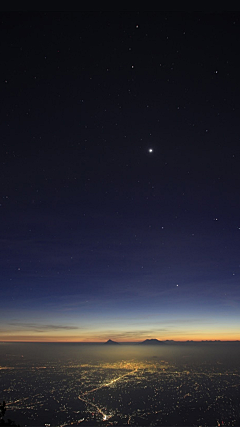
xmin=148 ymin=148 xmax=153 ymax=153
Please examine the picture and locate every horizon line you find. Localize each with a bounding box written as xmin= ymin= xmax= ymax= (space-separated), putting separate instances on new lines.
xmin=1 ymin=339 xmax=240 ymax=344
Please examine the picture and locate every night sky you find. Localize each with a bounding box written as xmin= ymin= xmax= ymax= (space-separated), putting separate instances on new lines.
xmin=1 ymin=11 xmax=240 ymax=342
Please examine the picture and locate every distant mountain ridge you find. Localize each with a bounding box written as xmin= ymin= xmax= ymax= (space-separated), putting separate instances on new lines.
xmin=104 ymin=339 xmax=119 ymax=345
xmin=103 ymin=338 xmax=175 ymax=345
xmin=101 ymin=339 xmax=237 ymax=345
xmin=138 ymin=339 xmax=165 ymax=345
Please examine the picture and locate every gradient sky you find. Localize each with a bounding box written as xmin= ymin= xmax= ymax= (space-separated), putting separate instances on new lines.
xmin=1 ymin=11 xmax=240 ymax=342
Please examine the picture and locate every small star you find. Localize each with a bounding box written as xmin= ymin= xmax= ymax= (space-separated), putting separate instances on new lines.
xmin=148 ymin=148 xmax=153 ymax=153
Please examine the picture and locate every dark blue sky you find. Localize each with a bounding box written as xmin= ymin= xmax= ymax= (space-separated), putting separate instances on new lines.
xmin=1 ymin=12 xmax=240 ymax=341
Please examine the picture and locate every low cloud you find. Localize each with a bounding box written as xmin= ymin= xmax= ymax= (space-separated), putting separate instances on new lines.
xmin=8 ymin=322 xmax=80 ymax=332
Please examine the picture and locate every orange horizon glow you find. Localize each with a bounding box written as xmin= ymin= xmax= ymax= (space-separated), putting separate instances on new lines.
xmin=1 ymin=333 xmax=240 ymax=343
xmin=1 ymin=323 xmax=239 ymax=343
xmin=1 ymin=339 xmax=240 ymax=343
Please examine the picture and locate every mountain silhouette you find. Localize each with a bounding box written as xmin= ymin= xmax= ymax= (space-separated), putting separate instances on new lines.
xmin=138 ymin=339 xmax=165 ymax=345
xmin=104 ymin=339 xmax=119 ymax=345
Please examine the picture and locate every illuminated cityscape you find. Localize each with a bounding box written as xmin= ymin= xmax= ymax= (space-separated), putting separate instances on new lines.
xmin=1 ymin=343 xmax=240 ymax=426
